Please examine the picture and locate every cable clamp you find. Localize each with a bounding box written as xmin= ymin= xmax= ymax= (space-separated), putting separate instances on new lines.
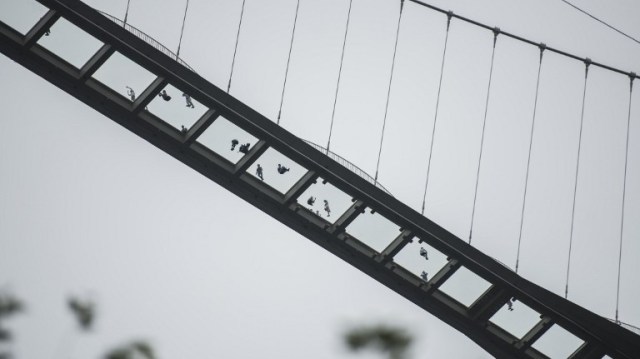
xmin=445 ymin=11 xmax=453 ymax=30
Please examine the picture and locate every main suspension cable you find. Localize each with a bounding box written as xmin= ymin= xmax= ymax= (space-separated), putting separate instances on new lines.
xmin=421 ymin=12 xmax=453 ymax=215
xmin=468 ymin=27 xmax=500 ymax=244
xmin=326 ymin=0 xmax=355 ymax=152
xmin=276 ymin=0 xmax=302 ymax=125
xmin=176 ymin=0 xmax=190 ymax=58
xmin=565 ymin=58 xmax=591 ymax=299
xmin=374 ymin=0 xmax=405 ymax=184
xmin=615 ymin=73 xmax=635 ymax=322
xmin=515 ymin=44 xmax=546 ymax=273
xmin=228 ymin=0 xmax=248 ymax=93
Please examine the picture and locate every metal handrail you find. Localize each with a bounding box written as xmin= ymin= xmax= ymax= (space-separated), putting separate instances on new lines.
xmin=303 ymin=140 xmax=393 ymax=196
xmin=98 ymin=11 xmax=196 ymax=73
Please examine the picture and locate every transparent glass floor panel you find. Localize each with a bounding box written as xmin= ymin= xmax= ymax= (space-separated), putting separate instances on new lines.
xmin=197 ymin=116 xmax=257 ymax=165
xmin=0 ymin=0 xmax=49 ymax=35
xmin=346 ymin=211 xmax=401 ymax=253
xmin=392 ymin=238 xmax=448 ymax=282
xmin=92 ymin=51 xmax=157 ymax=103
xmin=246 ymin=148 xmax=307 ymax=194
xmin=147 ymin=84 xmax=209 ymax=131
xmin=296 ymin=177 xmax=353 ymax=222
xmin=37 ymin=17 xmax=104 ymax=69
xmin=438 ymin=267 xmax=492 ymax=307
xmin=490 ymin=301 xmax=541 ymax=339
xmin=532 ymin=324 xmax=584 ymax=358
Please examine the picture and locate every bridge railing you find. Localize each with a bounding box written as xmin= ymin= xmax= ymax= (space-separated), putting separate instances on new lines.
xmin=302 ymin=139 xmax=392 ymax=196
xmin=98 ymin=11 xmax=195 ymax=73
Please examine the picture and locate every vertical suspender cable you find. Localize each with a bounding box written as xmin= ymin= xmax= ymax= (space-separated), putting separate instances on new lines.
xmin=468 ymin=27 xmax=500 ymax=244
xmin=421 ymin=12 xmax=453 ymax=215
xmin=565 ymin=58 xmax=591 ymax=299
xmin=515 ymin=44 xmax=546 ymax=273
xmin=277 ymin=0 xmax=302 ymax=125
xmin=326 ymin=0 xmax=355 ymax=152
xmin=615 ymin=73 xmax=635 ymax=322
xmin=176 ymin=0 xmax=190 ymax=58
xmin=123 ymin=0 xmax=131 ymax=25
xmin=373 ymin=0 xmax=405 ymax=184
xmin=228 ymin=0 xmax=247 ymax=93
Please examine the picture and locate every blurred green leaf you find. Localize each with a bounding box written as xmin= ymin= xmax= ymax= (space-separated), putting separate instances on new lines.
xmin=344 ymin=324 xmax=413 ymax=359
xmin=67 ymin=297 xmax=94 ymax=331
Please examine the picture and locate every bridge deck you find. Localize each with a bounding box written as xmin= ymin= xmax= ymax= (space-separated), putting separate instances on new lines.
xmin=1 ymin=0 xmax=638 ymax=358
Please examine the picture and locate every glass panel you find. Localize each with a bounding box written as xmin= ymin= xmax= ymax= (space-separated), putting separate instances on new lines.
xmin=296 ymin=177 xmax=353 ymax=222
xmin=246 ymin=148 xmax=307 ymax=194
xmin=346 ymin=211 xmax=401 ymax=253
xmin=92 ymin=52 xmax=156 ymax=103
xmin=392 ymin=238 xmax=448 ymax=283
xmin=147 ymin=84 xmax=209 ymax=131
xmin=490 ymin=300 xmax=541 ymax=339
xmin=0 ymin=0 xmax=49 ymax=35
xmin=197 ymin=116 xmax=257 ymax=165
xmin=532 ymin=324 xmax=584 ymax=358
xmin=37 ymin=18 xmax=103 ymax=69
xmin=439 ymin=267 xmax=492 ymax=307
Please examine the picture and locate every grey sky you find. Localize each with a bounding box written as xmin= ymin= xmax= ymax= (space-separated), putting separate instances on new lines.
xmin=1 ymin=0 xmax=639 ymax=358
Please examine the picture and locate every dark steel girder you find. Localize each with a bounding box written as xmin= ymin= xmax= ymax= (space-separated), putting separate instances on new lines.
xmin=1 ymin=1 xmax=639 ymax=357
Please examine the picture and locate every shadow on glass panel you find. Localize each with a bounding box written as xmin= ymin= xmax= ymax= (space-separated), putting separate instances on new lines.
xmin=490 ymin=300 xmax=541 ymax=339
xmin=37 ymin=18 xmax=103 ymax=69
xmin=438 ymin=267 xmax=491 ymax=307
xmin=392 ymin=238 xmax=448 ymax=283
xmin=92 ymin=52 xmax=156 ymax=103
xmin=0 ymin=0 xmax=48 ymax=35
xmin=346 ymin=210 xmax=401 ymax=253
xmin=297 ymin=177 xmax=353 ymax=222
xmin=246 ymin=148 xmax=307 ymax=194
xmin=147 ymin=84 xmax=208 ymax=131
xmin=532 ymin=324 xmax=584 ymax=358
xmin=197 ymin=116 xmax=257 ymax=165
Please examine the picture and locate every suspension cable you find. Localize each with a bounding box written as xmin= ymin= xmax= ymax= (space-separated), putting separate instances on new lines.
xmin=468 ymin=27 xmax=500 ymax=244
xmin=615 ymin=73 xmax=635 ymax=322
xmin=176 ymin=0 xmax=190 ymax=58
xmin=373 ymin=0 xmax=405 ymax=184
xmin=421 ymin=12 xmax=453 ymax=215
xmin=326 ymin=0 xmax=355 ymax=152
xmin=515 ymin=44 xmax=546 ymax=273
xmin=565 ymin=58 xmax=591 ymax=299
xmin=123 ymin=0 xmax=131 ymax=25
xmin=277 ymin=0 xmax=302 ymax=125
xmin=228 ymin=0 xmax=247 ymax=93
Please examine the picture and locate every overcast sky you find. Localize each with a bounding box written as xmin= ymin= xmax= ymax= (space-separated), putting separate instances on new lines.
xmin=1 ymin=0 xmax=640 ymax=358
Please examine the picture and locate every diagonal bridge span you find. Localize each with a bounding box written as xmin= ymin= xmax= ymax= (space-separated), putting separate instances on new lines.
xmin=0 ymin=0 xmax=639 ymax=357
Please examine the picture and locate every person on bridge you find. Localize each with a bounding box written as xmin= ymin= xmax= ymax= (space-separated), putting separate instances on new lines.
xmin=239 ymin=143 xmax=250 ymax=154
xmin=419 ymin=247 xmax=429 ymax=260
xmin=256 ymin=164 xmax=264 ymax=181
xmin=420 ymin=271 xmax=428 ymax=282
xmin=182 ymin=93 xmax=195 ymax=108
xmin=181 ymin=125 xmax=188 ymax=134
xmin=307 ymin=196 xmax=316 ymax=206
xmin=231 ymin=139 xmax=239 ymax=151
xmin=158 ymin=89 xmax=172 ymax=101
xmin=277 ymin=164 xmax=290 ymax=174
xmin=125 ymin=86 xmax=136 ymax=101
xmin=323 ymin=200 xmax=331 ymax=217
